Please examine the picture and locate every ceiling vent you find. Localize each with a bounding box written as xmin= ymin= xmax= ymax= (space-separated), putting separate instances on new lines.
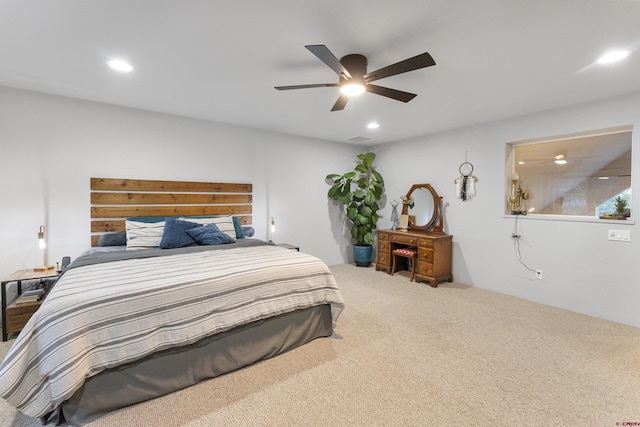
xmin=345 ymin=135 xmax=373 ymax=143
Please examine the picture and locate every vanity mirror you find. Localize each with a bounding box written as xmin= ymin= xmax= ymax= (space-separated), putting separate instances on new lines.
xmin=401 ymin=184 xmax=444 ymax=233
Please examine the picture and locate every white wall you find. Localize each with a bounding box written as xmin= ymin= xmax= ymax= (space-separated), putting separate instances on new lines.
xmin=373 ymin=92 xmax=640 ymax=327
xmin=0 ymin=87 xmax=359 ymax=293
xmin=2 ymin=86 xmax=638 ymax=327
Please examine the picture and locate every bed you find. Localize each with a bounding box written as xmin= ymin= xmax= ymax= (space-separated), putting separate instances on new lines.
xmin=0 ymin=178 xmax=345 ymax=425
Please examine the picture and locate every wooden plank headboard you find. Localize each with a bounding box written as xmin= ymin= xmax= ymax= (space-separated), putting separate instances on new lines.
xmin=90 ymin=178 xmax=252 ymax=246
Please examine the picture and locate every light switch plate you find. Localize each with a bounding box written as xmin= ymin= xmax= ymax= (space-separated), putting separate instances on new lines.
xmin=608 ymin=229 xmax=631 ymax=242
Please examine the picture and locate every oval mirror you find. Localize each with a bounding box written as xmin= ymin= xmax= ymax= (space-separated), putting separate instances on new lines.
xmin=409 ymin=187 xmax=435 ymax=226
xmin=401 ymin=184 xmax=443 ymax=232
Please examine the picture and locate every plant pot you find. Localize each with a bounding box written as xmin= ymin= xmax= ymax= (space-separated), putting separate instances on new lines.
xmin=353 ymin=244 xmax=373 ymax=267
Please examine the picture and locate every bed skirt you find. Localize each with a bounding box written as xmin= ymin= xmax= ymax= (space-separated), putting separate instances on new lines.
xmin=61 ymin=304 xmax=333 ymax=425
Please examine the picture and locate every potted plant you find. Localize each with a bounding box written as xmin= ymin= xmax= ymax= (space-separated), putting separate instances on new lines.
xmin=326 ymin=152 xmax=385 ymax=266
xmin=614 ymin=196 xmax=629 ymax=219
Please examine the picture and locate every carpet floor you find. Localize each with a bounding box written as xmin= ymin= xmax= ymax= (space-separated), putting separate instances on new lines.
xmin=1 ymin=264 xmax=639 ymax=426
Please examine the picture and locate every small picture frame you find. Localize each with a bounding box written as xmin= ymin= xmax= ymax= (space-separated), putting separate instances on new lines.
xmin=399 ymin=214 xmax=409 ymax=230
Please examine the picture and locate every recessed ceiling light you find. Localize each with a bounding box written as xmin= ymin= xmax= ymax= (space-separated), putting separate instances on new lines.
xmin=597 ymin=50 xmax=629 ymax=64
xmin=554 ymin=154 xmax=567 ymax=164
xmin=518 ymin=161 xmax=525 ymax=165
xmin=598 ymin=176 xmax=610 ymax=180
xmin=367 ymin=122 xmax=380 ymax=129
xmin=107 ymin=59 xmax=134 ymax=72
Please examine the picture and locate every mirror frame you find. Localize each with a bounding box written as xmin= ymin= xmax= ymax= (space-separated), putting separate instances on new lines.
xmin=401 ymin=184 xmax=444 ymax=233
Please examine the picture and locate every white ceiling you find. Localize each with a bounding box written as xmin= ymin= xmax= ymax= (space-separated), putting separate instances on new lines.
xmin=1 ymin=0 xmax=639 ymax=145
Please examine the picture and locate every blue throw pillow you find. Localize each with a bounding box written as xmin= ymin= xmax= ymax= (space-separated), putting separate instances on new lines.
xmin=186 ymin=223 xmax=236 ymax=246
xmin=232 ymin=217 xmax=245 ymax=239
xmin=181 ymin=215 xmax=245 ymax=239
xmin=98 ymin=231 xmax=127 ymax=247
xmin=159 ymin=218 xmax=202 ymax=249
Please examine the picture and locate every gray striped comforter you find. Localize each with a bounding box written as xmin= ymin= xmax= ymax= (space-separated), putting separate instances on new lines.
xmin=0 ymin=244 xmax=344 ymax=418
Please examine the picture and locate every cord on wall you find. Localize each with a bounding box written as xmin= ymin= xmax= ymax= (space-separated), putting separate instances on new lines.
xmin=512 ymin=213 xmax=537 ymax=274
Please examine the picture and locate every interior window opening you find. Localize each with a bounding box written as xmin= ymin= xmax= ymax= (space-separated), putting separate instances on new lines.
xmin=507 ymin=127 xmax=632 ymax=218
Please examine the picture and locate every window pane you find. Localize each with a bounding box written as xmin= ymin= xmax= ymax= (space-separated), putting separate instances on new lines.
xmin=510 ymin=130 xmax=632 ymax=216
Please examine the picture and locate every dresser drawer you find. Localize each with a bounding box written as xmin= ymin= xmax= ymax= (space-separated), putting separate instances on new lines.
xmin=418 ymin=238 xmax=434 ymax=249
xmin=378 ymin=232 xmax=389 ymax=242
xmin=377 ymin=253 xmax=390 ymax=267
xmin=418 ymin=247 xmax=433 ymax=261
xmin=390 ymin=235 xmax=419 ymax=246
xmin=417 ymin=263 xmax=434 ymax=277
xmin=379 ymin=240 xmax=389 ymax=253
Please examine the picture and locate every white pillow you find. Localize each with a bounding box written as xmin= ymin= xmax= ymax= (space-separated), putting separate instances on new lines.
xmin=179 ymin=216 xmax=236 ymax=239
xmin=126 ymin=219 xmax=165 ymax=249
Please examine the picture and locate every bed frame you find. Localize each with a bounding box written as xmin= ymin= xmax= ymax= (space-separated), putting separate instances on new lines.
xmin=90 ymin=177 xmax=252 ymax=246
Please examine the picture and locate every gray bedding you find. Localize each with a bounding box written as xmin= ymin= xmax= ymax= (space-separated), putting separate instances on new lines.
xmin=68 ymin=238 xmax=273 ymax=270
xmin=0 ymin=242 xmax=344 ymax=421
xmin=62 ymin=305 xmax=332 ymax=425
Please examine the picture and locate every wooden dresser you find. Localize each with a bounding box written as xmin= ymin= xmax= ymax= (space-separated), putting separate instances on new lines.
xmin=376 ymin=229 xmax=452 ymax=287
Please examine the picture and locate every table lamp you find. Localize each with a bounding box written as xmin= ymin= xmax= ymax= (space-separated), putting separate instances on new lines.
xmin=34 ymin=225 xmax=54 ymax=272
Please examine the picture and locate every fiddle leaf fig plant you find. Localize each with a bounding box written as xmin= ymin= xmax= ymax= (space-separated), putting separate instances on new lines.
xmin=326 ymin=152 xmax=385 ymax=245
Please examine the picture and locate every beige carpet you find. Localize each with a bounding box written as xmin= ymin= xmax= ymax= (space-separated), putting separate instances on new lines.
xmin=1 ymin=264 xmax=639 ymax=426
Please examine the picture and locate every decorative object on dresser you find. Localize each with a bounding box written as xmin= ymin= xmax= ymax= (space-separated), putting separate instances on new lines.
xmin=376 ymin=183 xmax=452 ymax=287
xmin=390 ymin=200 xmax=399 ymax=231
xmin=326 ymin=152 xmax=385 ymax=266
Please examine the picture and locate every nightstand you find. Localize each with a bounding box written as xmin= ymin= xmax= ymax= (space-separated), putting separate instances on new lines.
xmin=278 ymin=243 xmax=300 ymax=251
xmin=2 ymin=269 xmax=60 ymax=341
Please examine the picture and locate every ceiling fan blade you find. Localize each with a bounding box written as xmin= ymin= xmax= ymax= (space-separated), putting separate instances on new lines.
xmin=364 ymin=52 xmax=435 ymax=83
xmin=305 ymin=45 xmax=353 ymax=79
xmin=331 ymin=95 xmax=349 ymax=111
xmin=274 ymin=83 xmax=339 ymax=90
xmin=366 ymin=84 xmax=417 ymax=103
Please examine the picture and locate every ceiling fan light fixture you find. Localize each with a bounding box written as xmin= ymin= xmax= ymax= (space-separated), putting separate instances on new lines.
xmin=276 ymin=45 xmax=435 ymax=110
xmin=340 ymin=83 xmax=365 ymax=96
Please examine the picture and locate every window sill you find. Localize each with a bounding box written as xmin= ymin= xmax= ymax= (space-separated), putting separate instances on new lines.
xmin=502 ymin=214 xmax=635 ymax=225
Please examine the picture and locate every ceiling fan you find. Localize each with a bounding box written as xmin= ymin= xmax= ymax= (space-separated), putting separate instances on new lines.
xmin=275 ymin=44 xmax=436 ymax=111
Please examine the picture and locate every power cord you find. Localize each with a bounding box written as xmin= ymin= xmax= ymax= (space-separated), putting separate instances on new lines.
xmin=511 ymin=213 xmax=537 ymax=273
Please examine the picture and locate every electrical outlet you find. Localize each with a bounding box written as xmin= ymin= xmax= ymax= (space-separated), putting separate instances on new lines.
xmin=535 ymin=269 xmax=543 ymax=280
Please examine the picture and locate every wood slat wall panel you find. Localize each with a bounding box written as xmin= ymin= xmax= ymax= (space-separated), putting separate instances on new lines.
xmin=92 ymin=205 xmax=252 ymax=219
xmin=91 ymin=193 xmax=252 ymax=205
xmin=90 ymin=178 xmax=253 ymax=246
xmin=91 ymin=221 xmax=126 ymax=232
xmin=91 ymin=178 xmax=251 ymax=193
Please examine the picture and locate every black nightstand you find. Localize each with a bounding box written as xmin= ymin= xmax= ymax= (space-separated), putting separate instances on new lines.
xmin=1 ymin=269 xmax=60 ymax=341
